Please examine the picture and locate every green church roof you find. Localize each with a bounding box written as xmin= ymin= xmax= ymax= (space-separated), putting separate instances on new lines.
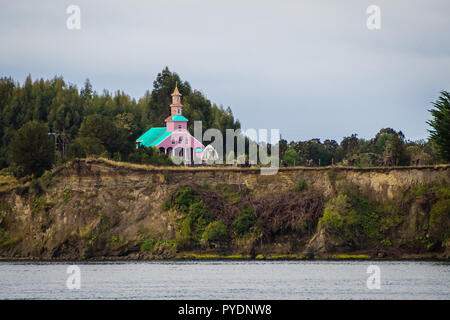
xmin=172 ymin=115 xmax=188 ymax=121
xmin=136 ymin=127 xmax=171 ymax=147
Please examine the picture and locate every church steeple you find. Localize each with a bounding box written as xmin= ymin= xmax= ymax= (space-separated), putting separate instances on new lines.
xmin=171 ymin=82 xmax=182 ymax=108
xmin=169 ymin=82 xmax=184 ymax=118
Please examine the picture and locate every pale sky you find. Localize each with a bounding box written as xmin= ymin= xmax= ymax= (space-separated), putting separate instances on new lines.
xmin=1 ymin=0 xmax=449 ymax=142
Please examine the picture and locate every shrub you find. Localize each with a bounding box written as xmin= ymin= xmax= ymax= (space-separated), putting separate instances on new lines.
xmin=29 ymin=179 xmax=41 ymax=194
xmin=174 ymin=187 xmax=199 ymax=212
xmin=31 ymin=197 xmax=49 ymax=216
xmin=233 ymin=206 xmax=257 ymax=236
xmin=283 ymin=149 xmax=299 ymax=166
xmin=161 ymin=200 xmax=171 ymax=211
xmin=216 ymin=184 xmax=241 ymax=203
xmin=320 ymin=205 xmax=344 ymax=234
xmin=63 ymin=188 xmax=71 ymax=202
xmin=200 ymin=183 xmax=209 ymax=190
xmin=112 ymin=152 xmax=122 ymax=162
xmin=140 ymin=238 xmax=155 ymax=252
xmin=67 ymin=136 xmax=106 ymax=159
xmin=429 ymin=199 xmax=450 ymax=242
xmin=377 ymin=203 xmax=401 ymax=233
xmin=189 ymin=202 xmax=214 ymax=240
xmin=175 ymin=217 xmax=194 ymax=250
xmin=319 ymin=188 xmax=380 ymax=246
xmin=110 ymin=235 xmax=118 ymax=245
xmin=127 ymin=147 xmax=173 ymax=166
xmin=38 ymin=170 xmax=53 ymax=189
xmin=171 ymin=187 xmax=215 ymax=249
xmin=293 ymin=180 xmax=308 ymax=193
xmin=201 ymin=221 xmax=229 ymax=244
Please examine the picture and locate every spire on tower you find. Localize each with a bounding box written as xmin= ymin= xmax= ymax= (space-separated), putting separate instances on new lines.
xmin=170 ymin=82 xmax=183 ymax=108
xmin=172 ymin=81 xmax=181 ymax=96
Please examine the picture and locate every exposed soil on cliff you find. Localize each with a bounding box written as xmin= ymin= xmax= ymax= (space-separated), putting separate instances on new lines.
xmin=0 ymin=158 xmax=449 ymax=260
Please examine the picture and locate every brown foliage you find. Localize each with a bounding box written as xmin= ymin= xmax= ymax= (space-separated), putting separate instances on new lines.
xmin=188 ymin=185 xmax=324 ymax=241
xmin=253 ymin=191 xmax=324 ymax=240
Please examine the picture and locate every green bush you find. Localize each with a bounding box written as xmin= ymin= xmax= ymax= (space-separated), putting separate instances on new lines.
xmin=293 ymin=180 xmax=308 ymax=193
xmin=233 ymin=206 xmax=257 ymax=236
xmin=127 ymin=147 xmax=173 ymax=166
xmin=161 ymin=199 xmax=171 ymax=211
xmin=67 ymin=136 xmax=106 ymax=159
xmin=201 ymin=220 xmax=229 ymax=244
xmin=171 ymin=187 xmax=215 ymax=249
xmin=110 ymin=235 xmax=118 ymax=245
xmin=283 ymin=149 xmax=299 ymax=166
xmin=216 ymin=184 xmax=241 ymax=203
xmin=140 ymin=238 xmax=155 ymax=252
xmin=320 ymin=204 xmax=345 ymax=234
xmin=38 ymin=170 xmax=53 ymax=189
xmin=63 ymin=188 xmax=71 ymax=202
xmin=174 ymin=187 xmax=200 ymax=212
xmin=377 ymin=203 xmax=401 ymax=233
xmin=31 ymin=197 xmax=49 ymax=216
xmin=319 ymin=187 xmax=380 ymax=246
xmin=200 ymin=183 xmax=209 ymax=190
xmin=189 ymin=202 xmax=214 ymax=240
xmin=429 ymin=198 xmax=450 ymax=242
xmin=175 ymin=217 xmax=194 ymax=250
xmin=29 ymin=178 xmax=41 ymax=194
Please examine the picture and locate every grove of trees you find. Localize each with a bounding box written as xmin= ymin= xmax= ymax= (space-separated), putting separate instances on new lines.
xmin=0 ymin=67 xmax=241 ymax=176
xmin=0 ymin=67 xmax=448 ymax=177
xmin=280 ymin=128 xmax=441 ymax=167
xmin=279 ymin=91 xmax=450 ymax=167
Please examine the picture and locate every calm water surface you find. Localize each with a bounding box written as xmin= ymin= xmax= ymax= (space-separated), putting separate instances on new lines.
xmin=0 ymin=260 xmax=448 ymax=299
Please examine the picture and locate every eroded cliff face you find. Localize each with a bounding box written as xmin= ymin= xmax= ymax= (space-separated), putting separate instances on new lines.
xmin=0 ymin=159 xmax=449 ymax=260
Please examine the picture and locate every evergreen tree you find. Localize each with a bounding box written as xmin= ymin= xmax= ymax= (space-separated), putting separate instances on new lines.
xmin=428 ymin=91 xmax=450 ymax=162
xmin=9 ymin=120 xmax=55 ymax=177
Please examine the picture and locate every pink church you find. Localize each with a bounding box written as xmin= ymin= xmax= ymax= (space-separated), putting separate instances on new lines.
xmin=136 ymin=85 xmax=207 ymax=162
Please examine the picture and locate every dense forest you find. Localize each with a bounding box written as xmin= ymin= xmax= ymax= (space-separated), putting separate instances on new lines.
xmin=0 ymin=67 xmax=449 ymax=178
xmin=0 ymin=67 xmax=241 ymax=176
xmin=279 ymin=91 xmax=450 ymax=167
xmin=280 ymin=128 xmax=440 ymax=167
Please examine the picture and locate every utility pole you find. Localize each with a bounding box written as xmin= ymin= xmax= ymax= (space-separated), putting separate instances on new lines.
xmin=48 ymin=132 xmax=60 ymax=162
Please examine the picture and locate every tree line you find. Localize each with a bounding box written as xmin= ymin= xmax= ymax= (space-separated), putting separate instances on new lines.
xmin=0 ymin=66 xmax=449 ymax=177
xmin=0 ymin=67 xmax=241 ymax=177
xmin=280 ymin=91 xmax=450 ymax=167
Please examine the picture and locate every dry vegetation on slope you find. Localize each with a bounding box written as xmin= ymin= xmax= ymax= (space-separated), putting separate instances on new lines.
xmin=0 ymin=158 xmax=449 ymax=260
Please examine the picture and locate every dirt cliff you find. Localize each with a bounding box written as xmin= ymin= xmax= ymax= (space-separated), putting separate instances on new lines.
xmin=0 ymin=158 xmax=449 ymax=260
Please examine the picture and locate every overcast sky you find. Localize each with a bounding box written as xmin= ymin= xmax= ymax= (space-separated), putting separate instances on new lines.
xmin=1 ymin=0 xmax=449 ymax=142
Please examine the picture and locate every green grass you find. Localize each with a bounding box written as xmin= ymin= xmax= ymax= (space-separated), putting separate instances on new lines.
xmin=330 ymin=254 xmax=371 ymax=259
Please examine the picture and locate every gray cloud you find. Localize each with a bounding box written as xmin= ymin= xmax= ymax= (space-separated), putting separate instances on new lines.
xmin=0 ymin=0 xmax=449 ymax=142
